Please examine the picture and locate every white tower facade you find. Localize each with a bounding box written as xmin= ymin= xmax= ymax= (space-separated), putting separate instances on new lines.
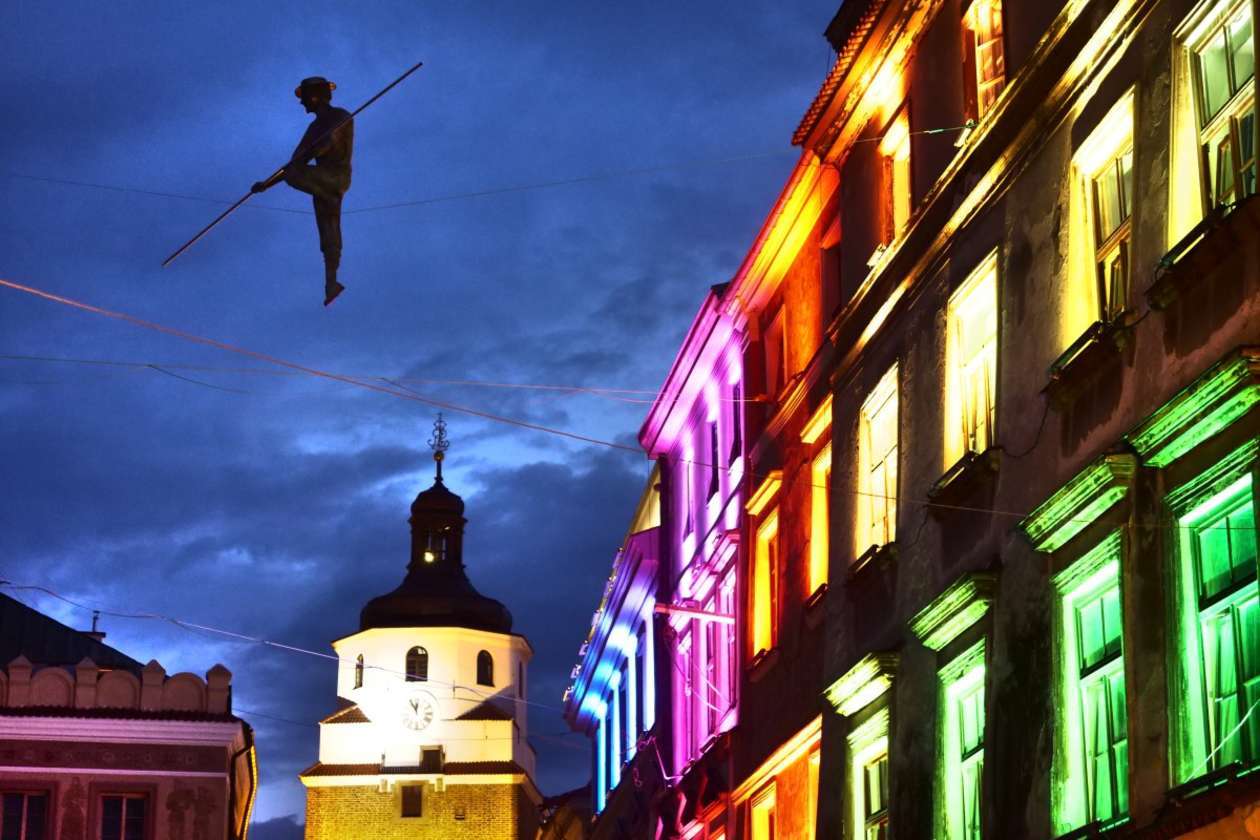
xmin=302 ymin=420 xmax=540 ymax=839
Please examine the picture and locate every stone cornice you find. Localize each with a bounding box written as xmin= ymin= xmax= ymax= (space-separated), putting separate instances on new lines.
xmin=1124 ymin=347 xmax=1260 ymax=468
xmin=1020 ymin=454 xmax=1136 ymax=553
xmin=824 ymin=652 xmax=899 ymax=717
xmin=909 ymin=573 xmax=998 ymax=652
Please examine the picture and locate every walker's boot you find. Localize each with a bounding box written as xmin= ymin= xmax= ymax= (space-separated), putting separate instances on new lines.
xmin=323 ymin=261 xmax=345 ymax=307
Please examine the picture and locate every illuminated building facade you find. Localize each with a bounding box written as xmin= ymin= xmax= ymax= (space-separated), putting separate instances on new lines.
xmin=563 ymin=470 xmax=661 ymax=838
xmin=639 ymin=287 xmax=748 ymax=837
xmin=792 ymin=0 xmax=1260 ymax=837
xmin=0 ymin=594 xmax=256 ymax=840
xmin=301 ymin=430 xmax=540 ymax=840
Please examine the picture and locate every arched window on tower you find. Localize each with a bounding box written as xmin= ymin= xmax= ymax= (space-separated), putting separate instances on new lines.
xmin=477 ymin=651 xmax=494 ymax=686
xmin=406 ymin=647 xmax=428 ymax=682
xmin=354 ymin=654 xmax=364 ymax=689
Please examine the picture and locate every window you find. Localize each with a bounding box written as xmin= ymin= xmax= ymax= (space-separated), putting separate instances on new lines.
xmin=1053 ymin=534 xmax=1128 ymax=834
xmin=708 ymin=421 xmax=721 ymax=499
xmin=354 ymin=654 xmax=364 ymax=689
xmin=763 ymin=308 xmax=787 ymax=399
xmin=1191 ymin=1 xmax=1255 ymax=209
xmin=678 ymin=629 xmax=695 ymax=759
xmin=1184 ymin=475 xmax=1259 ymax=771
xmin=858 ymin=366 xmax=899 ymax=556
xmin=610 ymin=681 xmax=623 ymax=788
xmin=752 ymin=511 xmax=780 ymax=655
xmin=636 ymin=623 xmax=648 ymax=736
xmin=1 ymin=792 xmax=47 ymax=840
xmin=962 ymin=0 xmax=1006 ymax=121
xmin=1071 ymin=91 xmax=1135 ymax=335
xmin=810 ymin=444 xmax=833 ymax=592
xmin=940 ymin=642 xmax=986 ymax=840
xmin=945 ymin=256 xmax=998 ymax=467
xmin=618 ymin=664 xmax=630 ymax=760
xmin=1091 ymin=147 xmax=1134 ymax=321
xmin=406 ymin=646 xmax=428 ymax=682
xmin=99 ymin=795 xmax=146 ymax=840
xmin=729 ymin=383 xmax=744 ymax=464
xmin=720 ymin=569 xmax=737 ymax=711
xmin=880 ymin=107 xmax=912 ymax=244
xmin=476 ymin=651 xmax=494 ymax=687
xmin=821 ymin=212 xmax=843 ymax=320
xmin=401 ymin=784 xmax=423 ymax=818
xmin=519 ymin=661 xmax=526 ymax=699
xmin=704 ymin=596 xmax=720 ymax=738
xmin=863 ymin=752 xmax=891 ymax=839
xmin=751 ymin=786 xmax=777 ymax=840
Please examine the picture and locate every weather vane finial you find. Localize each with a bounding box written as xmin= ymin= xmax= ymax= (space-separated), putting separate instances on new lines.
xmin=428 ymin=413 xmax=450 ymax=481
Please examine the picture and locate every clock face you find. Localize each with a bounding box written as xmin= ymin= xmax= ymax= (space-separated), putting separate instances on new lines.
xmin=400 ymin=691 xmax=437 ymax=732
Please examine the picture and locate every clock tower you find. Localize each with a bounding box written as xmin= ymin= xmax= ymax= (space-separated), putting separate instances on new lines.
xmin=301 ymin=417 xmax=540 ymax=839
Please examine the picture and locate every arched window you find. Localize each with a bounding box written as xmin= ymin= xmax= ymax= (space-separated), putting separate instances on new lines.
xmin=406 ymin=647 xmax=428 ymax=682
xmin=354 ymin=654 xmax=364 ymax=689
xmin=477 ymin=651 xmax=494 ymax=686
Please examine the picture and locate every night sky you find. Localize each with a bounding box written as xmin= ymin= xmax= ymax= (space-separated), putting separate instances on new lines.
xmin=2 ymin=2 xmax=836 ymax=834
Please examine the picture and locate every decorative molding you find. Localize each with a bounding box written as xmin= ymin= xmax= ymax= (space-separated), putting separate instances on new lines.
xmin=909 ymin=573 xmax=998 ymax=652
xmin=824 ymin=652 xmax=898 ymax=717
xmin=745 ymin=471 xmax=783 ymax=516
xmin=1051 ymin=530 xmax=1123 ymax=596
xmin=1020 ymin=454 xmax=1136 ymax=553
xmin=1124 ymin=347 xmax=1260 ymax=468
xmin=928 ymin=448 xmax=1000 ymax=508
xmin=1164 ymin=439 xmax=1259 ymax=519
xmin=801 ymin=394 xmax=835 ymax=445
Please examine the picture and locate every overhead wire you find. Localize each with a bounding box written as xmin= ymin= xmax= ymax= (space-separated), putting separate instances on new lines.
xmin=0 ymin=278 xmax=1248 ymax=533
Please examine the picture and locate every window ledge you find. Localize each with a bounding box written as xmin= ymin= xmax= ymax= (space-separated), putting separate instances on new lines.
xmin=1044 ymin=318 xmax=1126 ymax=408
xmin=849 ymin=543 xmax=896 ymax=582
xmin=1149 ymin=194 xmax=1260 ymax=310
xmin=929 ymin=449 xmax=1000 ymax=510
xmin=805 ymin=583 xmax=828 ymax=627
xmin=746 ymin=647 xmax=780 ymax=683
xmin=1053 ymin=815 xmax=1130 ymax=840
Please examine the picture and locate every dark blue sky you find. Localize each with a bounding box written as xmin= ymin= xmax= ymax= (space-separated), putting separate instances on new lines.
xmin=1 ymin=1 xmax=837 ymax=830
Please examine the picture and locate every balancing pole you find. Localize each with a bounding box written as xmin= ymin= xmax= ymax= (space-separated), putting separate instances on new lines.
xmin=162 ymin=59 xmax=423 ymax=268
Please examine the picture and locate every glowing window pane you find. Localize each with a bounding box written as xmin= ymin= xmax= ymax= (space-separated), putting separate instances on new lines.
xmin=964 ymin=0 xmax=1006 ymax=118
xmin=864 ymin=753 xmax=890 ymax=838
xmin=753 ymin=513 xmax=779 ymax=654
xmin=946 ymin=261 xmax=997 ymax=464
xmin=859 ymin=366 xmax=899 ymax=553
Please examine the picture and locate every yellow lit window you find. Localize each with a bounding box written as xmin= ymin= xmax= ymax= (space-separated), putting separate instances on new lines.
xmin=810 ymin=443 xmax=832 ymax=593
xmin=1070 ymin=91 xmax=1135 ymax=336
xmin=751 ymin=785 xmax=777 ymax=840
xmin=962 ymin=0 xmax=1006 ymax=120
xmin=1192 ymin=1 xmax=1255 ymax=209
xmin=946 ymin=256 xmax=997 ymax=467
xmin=858 ymin=365 xmax=899 ymax=556
xmin=880 ymin=107 xmax=912 ymax=244
xmin=753 ymin=511 xmax=779 ymax=656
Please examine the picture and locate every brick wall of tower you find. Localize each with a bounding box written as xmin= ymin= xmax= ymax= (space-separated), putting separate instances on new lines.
xmin=303 ymin=780 xmax=538 ymax=840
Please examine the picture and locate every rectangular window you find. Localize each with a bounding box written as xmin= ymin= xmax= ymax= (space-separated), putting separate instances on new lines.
xmin=753 ymin=512 xmax=780 ymax=655
xmin=863 ymin=752 xmax=891 ymax=839
xmin=1091 ymin=147 xmax=1134 ymax=321
xmin=708 ymin=420 xmax=721 ymax=499
xmin=962 ymin=0 xmax=1006 ymax=121
xmin=636 ymin=623 xmax=647 ymax=738
xmin=704 ymin=596 xmax=720 ymax=737
xmin=1 ymin=792 xmax=48 ymax=840
xmin=751 ymin=786 xmax=777 ymax=840
xmin=618 ymin=664 xmax=630 ymax=759
xmin=720 ymin=569 xmax=737 ymax=711
xmin=678 ymin=629 xmax=695 ymax=759
xmin=1192 ymin=1 xmax=1256 ymax=209
xmin=810 ymin=444 xmax=832 ymax=593
xmin=401 ymin=785 xmax=423 ymax=818
xmin=764 ymin=308 xmax=787 ymax=399
xmin=99 ymin=795 xmax=147 ymax=840
xmin=945 ymin=256 xmax=998 ymax=467
xmin=1187 ymin=476 xmax=1259 ymax=770
xmin=940 ymin=643 xmax=986 ymax=840
xmin=1053 ymin=534 xmax=1128 ymax=834
xmin=880 ymin=107 xmax=912 ymax=244
xmin=729 ymin=382 xmax=743 ymax=465
xmin=859 ymin=365 xmax=899 ymax=556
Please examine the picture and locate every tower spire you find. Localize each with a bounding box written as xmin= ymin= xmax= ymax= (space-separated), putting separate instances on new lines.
xmin=428 ymin=413 xmax=450 ymax=483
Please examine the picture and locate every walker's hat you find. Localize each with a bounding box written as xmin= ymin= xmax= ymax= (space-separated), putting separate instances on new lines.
xmin=294 ymin=76 xmax=336 ymax=98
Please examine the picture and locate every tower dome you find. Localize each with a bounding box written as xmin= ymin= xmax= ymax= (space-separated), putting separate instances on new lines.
xmin=359 ymin=416 xmax=513 ymax=634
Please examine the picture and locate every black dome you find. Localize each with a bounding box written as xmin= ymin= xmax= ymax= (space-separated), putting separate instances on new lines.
xmin=359 ymin=470 xmax=512 ymax=634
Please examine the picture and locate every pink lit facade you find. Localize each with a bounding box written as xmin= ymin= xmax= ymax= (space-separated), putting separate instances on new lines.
xmin=639 ymin=284 xmax=746 ymax=835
